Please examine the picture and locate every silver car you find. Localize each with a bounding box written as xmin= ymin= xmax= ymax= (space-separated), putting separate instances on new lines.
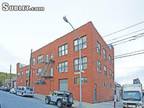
xmin=16 ymin=86 xmax=34 ymax=97
xmin=9 ymin=88 xmax=16 ymax=94
xmin=45 ymin=91 xmax=73 ymax=108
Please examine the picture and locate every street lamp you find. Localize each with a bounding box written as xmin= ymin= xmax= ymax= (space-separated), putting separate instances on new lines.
xmin=63 ymin=16 xmax=83 ymax=108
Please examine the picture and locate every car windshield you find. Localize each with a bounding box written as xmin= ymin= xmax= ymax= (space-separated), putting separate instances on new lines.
xmin=123 ymin=91 xmax=141 ymax=101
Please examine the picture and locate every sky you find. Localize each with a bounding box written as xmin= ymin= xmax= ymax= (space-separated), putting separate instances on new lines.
xmin=0 ymin=0 xmax=144 ymax=85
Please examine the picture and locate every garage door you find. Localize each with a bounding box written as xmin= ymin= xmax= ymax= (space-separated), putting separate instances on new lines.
xmin=59 ymin=79 xmax=68 ymax=91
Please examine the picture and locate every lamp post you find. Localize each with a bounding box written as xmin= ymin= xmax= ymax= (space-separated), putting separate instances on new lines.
xmin=63 ymin=16 xmax=83 ymax=108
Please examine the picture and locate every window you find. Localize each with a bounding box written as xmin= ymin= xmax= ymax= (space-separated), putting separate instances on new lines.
xmin=32 ymin=58 xmax=36 ymax=65
xmin=21 ymin=71 xmax=23 ymax=76
xmin=37 ymin=68 xmax=43 ymax=76
xmin=26 ymin=70 xmax=30 ymax=77
xmin=50 ymin=67 xmax=54 ymax=76
xmin=59 ymin=79 xmax=68 ymax=91
xmin=37 ymin=55 xmax=44 ymax=64
xmin=109 ymin=70 xmax=112 ymax=78
xmin=50 ymin=54 xmax=54 ymax=59
xmin=45 ymin=55 xmax=49 ymax=63
xmin=58 ymin=61 xmax=68 ymax=73
xmin=110 ymin=71 xmax=114 ymax=80
xmin=109 ymin=69 xmax=114 ymax=79
xmin=108 ymin=55 xmax=113 ymax=64
xmin=103 ymin=49 xmax=107 ymax=60
xmin=104 ymin=66 xmax=107 ymax=76
xmin=74 ymin=77 xmax=88 ymax=84
xmin=74 ymin=36 xmax=87 ymax=51
xmin=17 ymin=72 xmax=21 ymax=77
xmin=97 ymin=60 xmax=101 ymax=72
xmin=96 ymin=41 xmax=101 ymax=55
xmin=58 ymin=44 xmax=68 ymax=56
xmin=35 ymin=80 xmax=46 ymax=85
xmin=74 ymin=57 xmax=87 ymax=71
xmin=19 ymin=63 xmax=25 ymax=68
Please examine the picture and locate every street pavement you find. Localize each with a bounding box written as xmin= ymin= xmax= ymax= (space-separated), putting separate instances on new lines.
xmin=0 ymin=90 xmax=123 ymax=108
xmin=0 ymin=91 xmax=56 ymax=108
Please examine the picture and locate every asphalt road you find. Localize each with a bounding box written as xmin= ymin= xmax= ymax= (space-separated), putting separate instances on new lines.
xmin=0 ymin=90 xmax=124 ymax=108
xmin=0 ymin=91 xmax=57 ymax=108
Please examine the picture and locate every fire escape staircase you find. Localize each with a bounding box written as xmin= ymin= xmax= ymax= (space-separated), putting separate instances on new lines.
xmin=41 ymin=57 xmax=55 ymax=79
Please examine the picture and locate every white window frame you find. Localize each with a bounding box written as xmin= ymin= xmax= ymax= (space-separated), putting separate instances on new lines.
xmin=58 ymin=44 xmax=68 ymax=56
xmin=74 ymin=36 xmax=87 ymax=51
xmin=58 ymin=61 xmax=68 ymax=73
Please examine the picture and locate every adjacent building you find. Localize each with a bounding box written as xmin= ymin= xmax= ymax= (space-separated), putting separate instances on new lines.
xmin=133 ymin=78 xmax=141 ymax=84
xmin=16 ymin=22 xmax=114 ymax=103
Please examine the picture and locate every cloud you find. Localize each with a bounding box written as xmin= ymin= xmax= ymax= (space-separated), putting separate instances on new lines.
xmin=0 ymin=45 xmax=18 ymax=73
xmin=116 ymin=67 xmax=144 ymax=85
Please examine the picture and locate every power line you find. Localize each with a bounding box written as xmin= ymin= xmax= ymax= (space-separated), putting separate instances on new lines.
xmin=112 ymin=39 xmax=137 ymax=46
xmin=115 ymin=49 xmax=144 ymax=59
xmin=104 ymin=21 xmax=144 ymax=37
xmin=109 ymin=32 xmax=144 ymax=45
xmin=115 ymin=49 xmax=144 ymax=57
xmin=115 ymin=51 xmax=144 ymax=59
xmin=107 ymin=28 xmax=144 ymax=42
xmin=112 ymin=35 xmax=144 ymax=46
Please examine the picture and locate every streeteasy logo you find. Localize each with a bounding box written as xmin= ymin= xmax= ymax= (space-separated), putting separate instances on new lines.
xmin=0 ymin=2 xmax=45 ymax=11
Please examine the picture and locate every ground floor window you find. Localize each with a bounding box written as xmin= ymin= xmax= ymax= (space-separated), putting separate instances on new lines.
xmin=59 ymin=79 xmax=68 ymax=91
xmin=74 ymin=77 xmax=88 ymax=84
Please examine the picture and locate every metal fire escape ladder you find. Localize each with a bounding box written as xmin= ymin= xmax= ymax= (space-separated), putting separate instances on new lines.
xmin=41 ymin=55 xmax=54 ymax=79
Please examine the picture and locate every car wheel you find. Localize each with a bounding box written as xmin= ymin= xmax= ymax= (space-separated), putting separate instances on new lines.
xmin=57 ymin=100 xmax=63 ymax=108
xmin=21 ymin=93 xmax=24 ymax=96
xmin=67 ymin=104 xmax=72 ymax=107
xmin=45 ymin=97 xmax=50 ymax=104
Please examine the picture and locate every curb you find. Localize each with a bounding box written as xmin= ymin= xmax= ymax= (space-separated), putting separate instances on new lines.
xmin=34 ymin=94 xmax=45 ymax=102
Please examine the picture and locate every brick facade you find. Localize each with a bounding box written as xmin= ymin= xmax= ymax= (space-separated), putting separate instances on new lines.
xmin=16 ymin=22 xmax=114 ymax=103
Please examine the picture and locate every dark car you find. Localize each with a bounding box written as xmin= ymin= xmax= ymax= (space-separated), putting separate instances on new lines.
xmin=2 ymin=87 xmax=10 ymax=92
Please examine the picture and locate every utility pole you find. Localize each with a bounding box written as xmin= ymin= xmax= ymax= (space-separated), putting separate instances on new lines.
xmin=5 ymin=72 xmax=7 ymax=87
xmin=9 ymin=64 xmax=12 ymax=88
xmin=28 ymin=49 xmax=32 ymax=87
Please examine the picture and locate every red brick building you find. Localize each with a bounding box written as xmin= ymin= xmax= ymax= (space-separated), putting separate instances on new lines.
xmin=16 ymin=22 xmax=114 ymax=103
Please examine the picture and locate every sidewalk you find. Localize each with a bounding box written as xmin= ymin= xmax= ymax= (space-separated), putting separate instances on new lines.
xmin=73 ymin=101 xmax=114 ymax=108
xmin=34 ymin=94 xmax=118 ymax=108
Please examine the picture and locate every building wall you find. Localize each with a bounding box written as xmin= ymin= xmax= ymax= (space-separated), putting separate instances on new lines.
xmin=16 ymin=22 xmax=114 ymax=103
xmin=90 ymin=25 xmax=114 ymax=102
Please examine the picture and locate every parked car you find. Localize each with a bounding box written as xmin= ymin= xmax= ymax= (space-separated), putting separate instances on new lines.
xmin=9 ymin=88 xmax=17 ymax=94
xmin=16 ymin=86 xmax=34 ymax=97
xmin=1 ymin=86 xmax=10 ymax=92
xmin=45 ymin=91 xmax=74 ymax=108
xmin=0 ymin=86 xmax=4 ymax=90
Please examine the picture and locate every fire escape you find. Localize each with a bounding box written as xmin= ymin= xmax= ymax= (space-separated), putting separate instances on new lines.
xmin=41 ymin=55 xmax=55 ymax=79
xmin=35 ymin=54 xmax=55 ymax=93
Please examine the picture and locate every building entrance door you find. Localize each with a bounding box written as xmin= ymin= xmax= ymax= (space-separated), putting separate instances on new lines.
xmin=94 ymin=85 xmax=97 ymax=103
xmin=26 ymin=80 xmax=28 ymax=86
xmin=59 ymin=79 xmax=68 ymax=91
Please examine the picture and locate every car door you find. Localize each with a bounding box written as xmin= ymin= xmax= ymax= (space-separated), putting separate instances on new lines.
xmin=51 ymin=92 xmax=58 ymax=102
xmin=17 ymin=87 xmax=20 ymax=95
